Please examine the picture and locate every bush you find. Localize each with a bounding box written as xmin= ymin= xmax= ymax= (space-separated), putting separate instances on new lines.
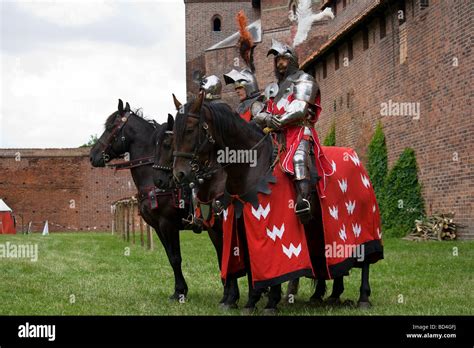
xmin=381 ymin=148 xmax=425 ymax=238
xmin=367 ymin=121 xmax=388 ymax=202
xmin=323 ymin=122 xmax=336 ymax=146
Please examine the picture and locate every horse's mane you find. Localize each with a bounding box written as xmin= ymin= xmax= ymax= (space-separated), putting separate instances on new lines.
xmin=175 ymin=99 xmax=268 ymax=147
xmin=105 ymin=108 xmax=157 ymax=130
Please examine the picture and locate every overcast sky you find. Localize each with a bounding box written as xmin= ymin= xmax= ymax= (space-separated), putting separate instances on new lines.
xmin=0 ymin=0 xmax=186 ymax=148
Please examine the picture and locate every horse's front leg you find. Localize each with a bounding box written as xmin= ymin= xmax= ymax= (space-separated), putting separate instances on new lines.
xmin=264 ymin=284 xmax=282 ymax=315
xmin=157 ymin=218 xmax=188 ymax=301
xmin=284 ymin=278 xmax=300 ymax=303
xmin=242 ymin=273 xmax=263 ymax=314
xmin=309 ymin=278 xmax=326 ymax=304
xmin=207 ymin=225 xmax=240 ymax=308
xmin=358 ymin=261 xmax=371 ymax=309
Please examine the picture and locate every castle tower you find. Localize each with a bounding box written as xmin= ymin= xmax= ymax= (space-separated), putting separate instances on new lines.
xmin=184 ymin=0 xmax=260 ymax=97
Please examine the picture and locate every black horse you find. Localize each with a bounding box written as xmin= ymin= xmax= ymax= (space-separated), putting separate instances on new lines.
xmin=90 ymin=99 xmax=236 ymax=305
xmin=153 ymin=112 xmax=240 ymax=308
xmin=172 ymin=94 xmax=380 ymax=313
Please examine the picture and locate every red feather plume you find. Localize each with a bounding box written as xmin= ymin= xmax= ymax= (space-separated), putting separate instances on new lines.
xmin=236 ymin=11 xmax=255 ymax=72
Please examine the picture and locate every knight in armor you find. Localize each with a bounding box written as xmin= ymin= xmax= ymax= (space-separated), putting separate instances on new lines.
xmin=253 ymin=39 xmax=333 ymax=223
xmin=223 ymin=68 xmax=261 ymax=122
xmin=199 ymin=75 xmax=223 ymax=102
xmin=221 ymin=11 xmax=262 ymax=122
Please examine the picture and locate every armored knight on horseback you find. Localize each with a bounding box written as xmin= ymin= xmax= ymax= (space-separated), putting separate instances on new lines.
xmin=253 ymin=39 xmax=334 ymax=223
xmin=223 ymin=11 xmax=262 ymax=122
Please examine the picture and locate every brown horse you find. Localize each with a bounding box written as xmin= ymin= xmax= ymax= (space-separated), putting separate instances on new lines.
xmin=172 ymin=94 xmax=383 ymax=313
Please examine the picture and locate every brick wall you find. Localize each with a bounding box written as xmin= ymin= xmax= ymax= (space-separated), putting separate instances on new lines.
xmin=188 ymin=0 xmax=473 ymax=238
xmin=0 ymin=148 xmax=136 ymax=232
xmin=185 ymin=0 xmax=259 ymax=96
xmin=307 ymin=0 xmax=473 ymax=239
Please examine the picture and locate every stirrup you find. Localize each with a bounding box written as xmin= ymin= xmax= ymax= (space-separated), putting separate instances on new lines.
xmin=295 ymin=198 xmax=311 ymax=215
xmin=182 ymin=214 xmax=203 ymax=234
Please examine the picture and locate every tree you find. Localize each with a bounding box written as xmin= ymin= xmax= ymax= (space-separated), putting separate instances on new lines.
xmin=367 ymin=121 xmax=388 ymax=202
xmin=322 ymin=121 xmax=336 ymax=146
xmin=80 ymin=134 xmax=98 ymax=148
xmin=381 ymin=148 xmax=425 ymax=238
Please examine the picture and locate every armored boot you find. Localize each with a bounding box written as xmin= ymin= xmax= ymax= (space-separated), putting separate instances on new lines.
xmin=293 ymin=135 xmax=312 ymax=224
xmin=294 ymin=179 xmax=312 ymax=224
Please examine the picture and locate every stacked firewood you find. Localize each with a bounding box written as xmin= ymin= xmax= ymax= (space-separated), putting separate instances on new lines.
xmin=404 ymin=213 xmax=462 ymax=241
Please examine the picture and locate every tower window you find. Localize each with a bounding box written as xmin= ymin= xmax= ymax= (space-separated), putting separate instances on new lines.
xmin=380 ymin=15 xmax=387 ymax=39
xmin=363 ymin=27 xmax=369 ymax=50
xmin=348 ymin=39 xmax=353 ymax=61
xmin=212 ymin=16 xmax=222 ymax=32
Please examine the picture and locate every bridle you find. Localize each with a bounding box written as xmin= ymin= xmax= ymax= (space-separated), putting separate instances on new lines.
xmin=173 ymin=103 xmax=271 ymax=183
xmin=97 ymin=111 xmax=131 ymax=163
xmin=172 ymin=104 xmax=218 ymax=182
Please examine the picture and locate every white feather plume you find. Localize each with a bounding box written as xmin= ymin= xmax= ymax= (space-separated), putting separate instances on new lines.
xmin=293 ymin=1 xmax=335 ymax=47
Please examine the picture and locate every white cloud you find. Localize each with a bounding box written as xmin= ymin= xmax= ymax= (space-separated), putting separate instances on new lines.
xmin=0 ymin=0 xmax=186 ymax=148
xmin=15 ymin=0 xmax=119 ymax=27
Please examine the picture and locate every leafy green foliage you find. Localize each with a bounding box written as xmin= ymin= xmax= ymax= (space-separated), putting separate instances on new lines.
xmin=381 ymin=148 xmax=425 ymax=237
xmin=80 ymin=134 xmax=98 ymax=148
xmin=367 ymin=121 xmax=388 ymax=202
xmin=322 ymin=122 xmax=336 ymax=146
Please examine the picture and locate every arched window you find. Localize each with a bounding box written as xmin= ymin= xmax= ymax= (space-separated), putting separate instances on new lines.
xmin=212 ymin=15 xmax=222 ymax=32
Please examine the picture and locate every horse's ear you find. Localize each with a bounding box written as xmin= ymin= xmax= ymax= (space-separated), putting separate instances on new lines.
xmin=172 ymin=94 xmax=182 ymax=110
xmin=191 ymin=91 xmax=204 ymax=113
xmin=125 ymin=102 xmax=131 ymax=112
xmin=118 ymin=99 xmax=124 ymax=113
xmin=167 ymin=114 xmax=174 ymax=131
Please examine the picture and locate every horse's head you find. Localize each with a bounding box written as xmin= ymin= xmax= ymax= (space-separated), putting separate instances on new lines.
xmin=172 ymin=93 xmax=218 ymax=184
xmin=153 ymin=114 xmax=175 ymax=188
xmin=90 ymin=99 xmax=133 ymax=167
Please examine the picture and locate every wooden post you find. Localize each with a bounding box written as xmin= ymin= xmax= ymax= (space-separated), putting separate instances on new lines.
xmin=131 ymin=202 xmax=136 ymax=245
xmin=139 ymin=216 xmax=144 ymax=247
xmin=126 ymin=203 xmax=130 ymax=242
xmin=112 ymin=204 xmax=116 ymax=235
xmin=146 ymin=224 xmax=153 ymax=250
xmin=122 ymin=204 xmax=126 ymax=241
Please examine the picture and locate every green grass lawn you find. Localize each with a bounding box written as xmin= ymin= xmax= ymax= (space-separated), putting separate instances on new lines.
xmin=0 ymin=232 xmax=472 ymax=315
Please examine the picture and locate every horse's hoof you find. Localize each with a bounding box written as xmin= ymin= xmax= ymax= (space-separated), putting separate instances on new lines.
xmin=220 ymin=303 xmax=238 ymax=311
xmin=357 ymin=301 xmax=371 ymax=309
xmin=325 ymin=297 xmax=342 ymax=306
xmin=169 ymin=293 xmax=186 ymax=302
xmin=263 ymin=308 xmax=278 ymax=316
xmin=342 ymin=299 xmax=356 ymax=308
xmin=241 ymin=307 xmax=257 ymax=315
xmin=308 ymin=297 xmax=324 ymax=306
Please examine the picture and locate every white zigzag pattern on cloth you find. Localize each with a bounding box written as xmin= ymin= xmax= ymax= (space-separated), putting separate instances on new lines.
xmin=251 ymin=203 xmax=270 ymax=220
xmin=352 ymin=223 xmax=361 ymax=238
xmin=266 ymin=224 xmax=285 ymax=241
xmin=349 ymin=152 xmax=360 ymax=166
xmin=361 ymin=174 xmax=371 ymax=188
xmin=329 ymin=205 xmax=338 ymax=220
xmin=339 ymin=224 xmax=347 ymax=242
xmin=282 ymin=243 xmax=302 ymax=259
xmin=345 ymin=200 xmax=356 ymax=215
xmin=338 ymin=178 xmax=348 ymax=193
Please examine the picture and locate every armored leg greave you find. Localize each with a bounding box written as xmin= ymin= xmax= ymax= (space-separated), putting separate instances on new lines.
xmin=293 ymin=128 xmax=312 ymax=224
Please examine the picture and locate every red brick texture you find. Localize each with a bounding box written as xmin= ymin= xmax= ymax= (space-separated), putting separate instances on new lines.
xmin=0 ymin=148 xmax=136 ymax=232
xmin=189 ymin=0 xmax=473 ymax=238
xmin=185 ymin=0 xmax=260 ymax=96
